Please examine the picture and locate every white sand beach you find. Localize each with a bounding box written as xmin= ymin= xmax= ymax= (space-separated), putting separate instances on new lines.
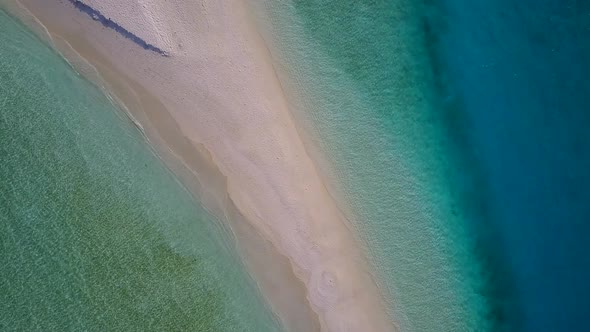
xmin=5 ymin=0 xmax=396 ymax=330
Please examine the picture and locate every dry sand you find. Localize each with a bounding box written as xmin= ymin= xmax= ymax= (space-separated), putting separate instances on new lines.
xmin=4 ymin=0 xmax=396 ymax=330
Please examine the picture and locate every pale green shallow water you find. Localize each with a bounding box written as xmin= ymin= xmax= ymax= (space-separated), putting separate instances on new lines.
xmin=255 ymin=1 xmax=493 ymax=331
xmin=0 ymin=10 xmax=279 ymax=331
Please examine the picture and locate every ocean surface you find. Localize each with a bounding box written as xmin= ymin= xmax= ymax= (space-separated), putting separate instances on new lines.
xmin=258 ymin=1 xmax=491 ymax=330
xmin=0 ymin=10 xmax=279 ymax=331
xmin=425 ymin=1 xmax=590 ymax=330
xmin=258 ymin=0 xmax=590 ymax=331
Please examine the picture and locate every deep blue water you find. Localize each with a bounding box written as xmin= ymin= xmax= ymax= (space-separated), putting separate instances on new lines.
xmin=427 ymin=0 xmax=590 ymax=330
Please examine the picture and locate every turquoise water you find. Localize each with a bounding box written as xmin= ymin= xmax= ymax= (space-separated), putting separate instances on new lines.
xmin=257 ymin=1 xmax=491 ymax=331
xmin=259 ymin=1 xmax=590 ymax=331
xmin=0 ymin=10 xmax=279 ymax=331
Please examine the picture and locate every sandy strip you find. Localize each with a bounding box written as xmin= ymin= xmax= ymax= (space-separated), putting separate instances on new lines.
xmin=5 ymin=0 xmax=396 ymax=330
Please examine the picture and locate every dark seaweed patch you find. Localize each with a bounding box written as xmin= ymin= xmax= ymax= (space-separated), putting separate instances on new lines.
xmin=69 ymin=0 xmax=169 ymax=57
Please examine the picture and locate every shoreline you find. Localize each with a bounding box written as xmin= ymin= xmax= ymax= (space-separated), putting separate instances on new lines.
xmin=3 ymin=0 xmax=396 ymax=331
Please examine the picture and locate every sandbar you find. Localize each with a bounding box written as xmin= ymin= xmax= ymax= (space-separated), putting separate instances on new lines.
xmin=3 ymin=0 xmax=396 ymax=330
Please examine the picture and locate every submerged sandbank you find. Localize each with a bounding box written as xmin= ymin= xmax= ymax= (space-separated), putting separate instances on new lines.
xmin=4 ymin=0 xmax=397 ymax=330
